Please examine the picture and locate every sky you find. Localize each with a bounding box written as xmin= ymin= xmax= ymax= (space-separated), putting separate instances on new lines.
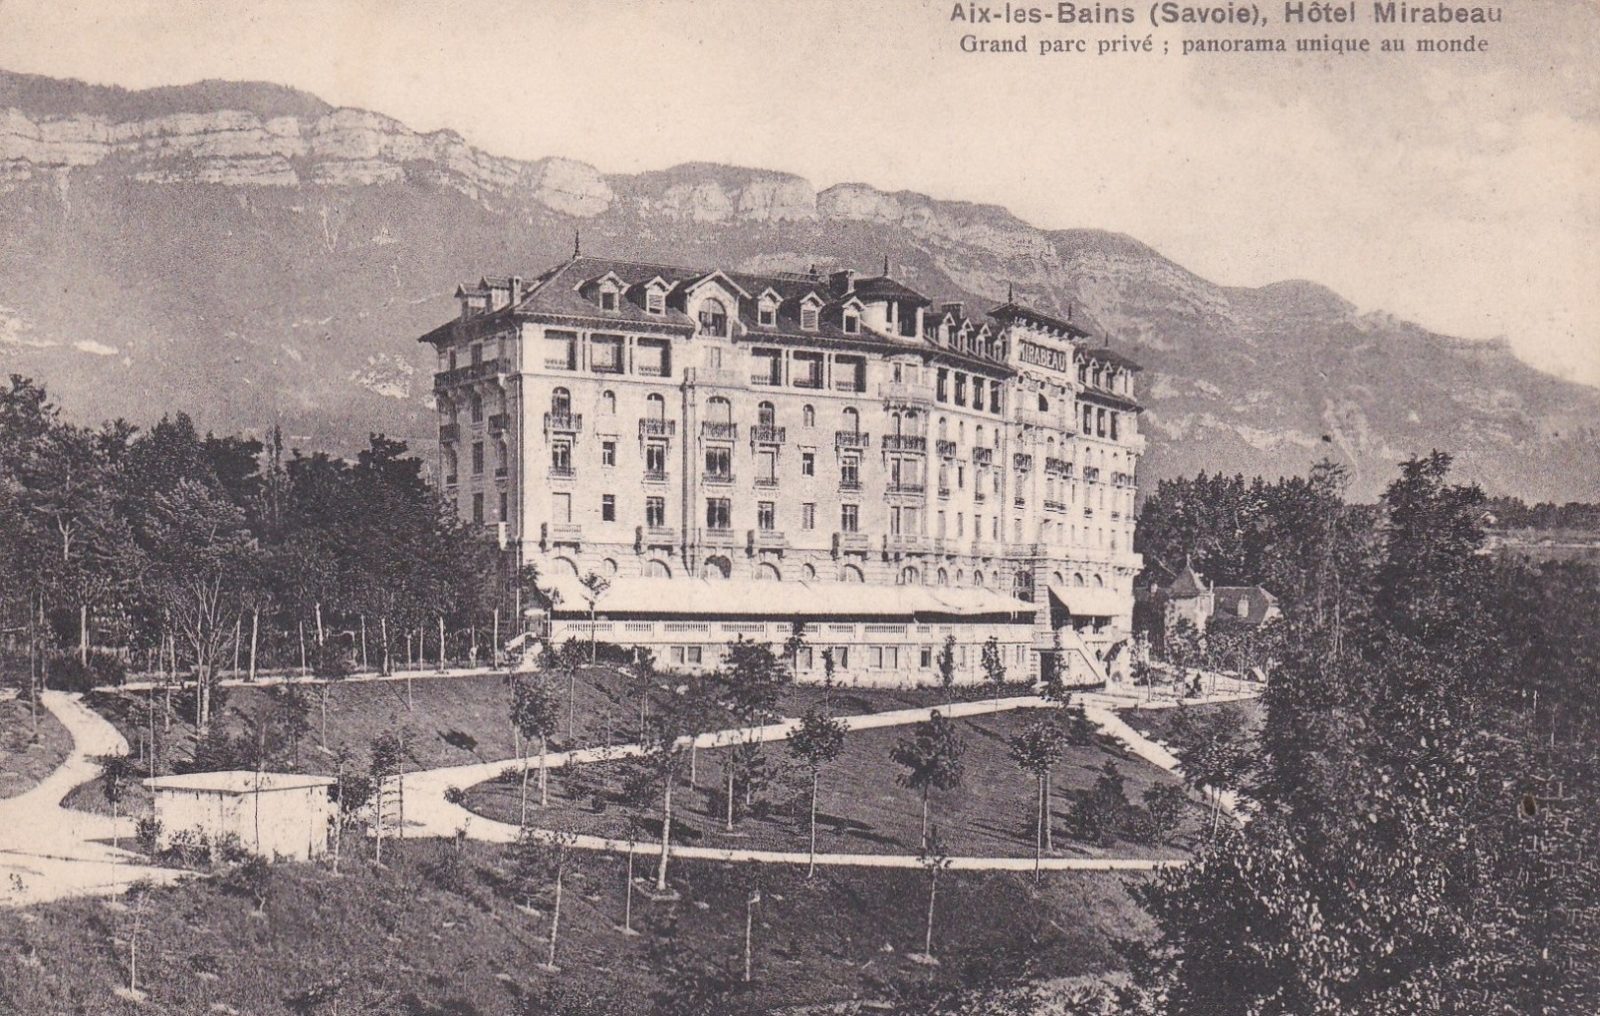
xmin=1 ymin=0 xmax=1595 ymax=386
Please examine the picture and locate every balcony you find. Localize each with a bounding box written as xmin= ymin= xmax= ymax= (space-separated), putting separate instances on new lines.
xmin=838 ymin=478 xmax=862 ymax=493
xmin=444 ymin=473 xmax=458 ymax=487
xmin=833 ymin=377 xmax=866 ymax=394
xmin=973 ymin=489 xmax=987 ymax=504
xmin=834 ymin=430 xmax=870 ymax=450
xmin=832 ymin=531 xmax=872 ymax=555
xmin=702 ymin=421 xmax=738 ymax=441
xmin=544 ymin=411 xmax=583 ymax=434
xmin=887 ymin=481 xmax=926 ymax=496
xmin=885 ymin=533 xmax=930 ymax=555
xmin=639 ymin=418 xmax=677 ymax=438
xmin=549 ymin=465 xmax=576 ymax=481
xmin=878 ymin=380 xmax=933 ymax=408
xmin=544 ymin=522 xmax=582 ymax=546
xmin=643 ymin=469 xmax=669 ymax=484
xmin=488 ymin=412 xmax=510 ymax=433
xmin=434 ymin=357 xmax=507 ymax=389
xmin=937 ymin=486 xmax=951 ymax=499
xmin=1013 ymin=452 xmax=1034 ymax=471
xmin=635 ymin=362 xmax=670 ymax=378
xmin=750 ymin=372 xmax=781 ymax=387
xmin=882 ymin=434 xmax=927 ymax=454
xmin=544 ymin=357 xmax=575 ymax=371
xmin=1014 ymin=496 xmax=1027 ymax=509
xmin=1044 ymin=499 xmax=1066 ymax=513
xmin=702 ymin=472 xmax=735 ymax=486
xmin=753 ymin=476 xmax=779 ymax=489
xmin=972 ymin=447 xmax=994 ymax=467
xmin=1045 ymin=456 xmax=1071 ymax=476
xmin=793 ymin=374 xmax=825 ymax=390
xmin=683 ymin=366 xmax=743 ymax=388
xmin=1084 ymin=467 xmax=1101 ymax=483
xmin=751 ymin=424 xmax=787 ymax=444
xmin=936 ymin=439 xmax=957 ymax=459
xmin=749 ymin=529 xmax=788 ymax=551
xmin=495 ymin=466 xmax=509 ymax=479
xmin=1015 ymin=406 xmax=1063 ymax=430
xmin=637 ymin=525 xmax=678 ymax=547
xmin=439 ymin=422 xmax=460 ymax=443
xmin=697 ymin=527 xmax=738 ymax=548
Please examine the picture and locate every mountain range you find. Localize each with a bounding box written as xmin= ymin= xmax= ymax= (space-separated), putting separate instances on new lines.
xmin=2 ymin=68 xmax=1596 ymax=502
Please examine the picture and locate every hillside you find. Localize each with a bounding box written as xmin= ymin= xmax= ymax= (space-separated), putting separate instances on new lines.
xmin=2 ymin=68 xmax=1596 ymax=500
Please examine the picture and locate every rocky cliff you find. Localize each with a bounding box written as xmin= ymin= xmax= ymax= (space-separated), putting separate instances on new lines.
xmin=2 ymin=69 xmax=1595 ymax=501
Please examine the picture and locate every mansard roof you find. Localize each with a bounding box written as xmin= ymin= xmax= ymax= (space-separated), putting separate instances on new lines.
xmin=853 ymin=275 xmax=932 ymax=304
xmin=989 ymin=300 xmax=1089 ymax=339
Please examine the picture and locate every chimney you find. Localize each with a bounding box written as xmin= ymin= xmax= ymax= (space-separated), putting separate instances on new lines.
xmin=510 ymin=275 xmax=523 ymax=304
xmin=829 ymin=269 xmax=857 ymax=297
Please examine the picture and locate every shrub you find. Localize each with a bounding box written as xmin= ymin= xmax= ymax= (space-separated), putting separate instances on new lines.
xmin=160 ymin=827 xmax=214 ymax=868
xmin=444 ymin=786 xmax=466 ymax=805
xmin=134 ymin=817 xmax=163 ymax=855
xmin=219 ymin=856 xmax=272 ymax=911
xmin=1067 ymin=761 xmax=1132 ymax=846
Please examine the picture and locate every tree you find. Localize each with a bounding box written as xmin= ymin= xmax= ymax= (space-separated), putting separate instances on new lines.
xmin=625 ymin=696 xmax=692 ymax=892
xmin=510 ymin=675 xmax=560 ymax=821
xmin=1140 ymin=783 xmax=1188 ymax=846
xmin=981 ymin=635 xmax=1006 ymax=710
xmin=1070 ymin=760 xmax=1131 ymax=847
xmin=937 ymin=634 xmax=957 ymax=687
xmin=578 ymin=571 xmax=610 ymax=663
xmin=786 ymin=707 xmax=848 ymax=876
xmin=714 ymin=638 xmax=785 ymax=831
xmin=509 ymin=827 xmax=580 ymax=971
xmin=97 ymin=753 xmax=137 ymax=849
xmin=782 ymin=620 xmax=809 ymax=682
xmin=1006 ymin=718 xmax=1064 ymax=877
xmin=328 ymin=749 xmax=372 ymax=875
xmin=891 ymin=711 xmax=966 ymax=849
xmin=266 ymin=683 xmax=312 ymax=765
xmin=916 ymin=828 xmax=953 ymax=962
xmin=369 ymin=730 xmax=405 ymax=865
xmin=121 ymin=878 xmax=155 ymax=1001
xmin=140 ymin=480 xmax=258 ymax=729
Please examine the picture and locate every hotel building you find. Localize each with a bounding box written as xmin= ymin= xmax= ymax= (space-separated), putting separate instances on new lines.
xmin=419 ymin=254 xmax=1145 ymax=687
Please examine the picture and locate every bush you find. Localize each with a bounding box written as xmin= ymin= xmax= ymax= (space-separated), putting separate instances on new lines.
xmin=160 ymin=827 xmax=214 ymax=868
xmin=1067 ymin=761 xmax=1132 ymax=846
xmin=134 ymin=817 xmax=163 ymax=855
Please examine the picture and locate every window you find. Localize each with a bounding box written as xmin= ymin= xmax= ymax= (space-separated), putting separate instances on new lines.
xmin=472 ymin=441 xmax=484 ymax=474
xmin=801 ymin=451 xmax=815 ymax=476
xmin=471 ymin=343 xmax=483 ymax=366
xmin=646 ymin=496 xmax=666 ymax=527
xmin=759 ymin=299 xmax=777 ymax=327
xmin=687 ymin=646 xmax=703 ymax=665
xmin=954 ymin=373 xmax=967 ymax=406
xmin=706 ymin=396 xmax=732 ymax=424
xmin=936 ymin=368 xmax=949 ymax=401
xmin=699 ymin=297 xmax=728 ymax=336
xmin=591 ymin=335 xmax=623 ymax=374
xmin=708 ymin=346 xmax=723 ymax=368
xmin=800 ymin=303 xmax=819 ymax=330
xmin=843 ymin=312 xmax=859 ymax=334
xmin=803 ymin=404 xmax=815 ymax=427
xmin=1110 ymin=412 xmax=1120 ymax=441
xmin=552 ymin=387 xmax=572 ymax=415
xmin=448 ymin=348 xmax=458 ymax=371
xmin=472 ymin=492 xmax=484 ymax=524
xmin=670 ymin=646 xmax=684 ymax=665
xmin=840 ymin=454 xmax=860 ymax=488
xmin=1097 ymin=408 xmax=1107 ymax=437
xmin=990 ymin=380 xmax=1002 ymax=413
xmin=920 ymin=646 xmax=933 ymax=668
xmin=601 ymin=494 xmax=615 ymax=522
xmin=601 ymin=390 xmax=616 ymax=414
xmin=758 ymin=501 xmax=776 ymax=531
xmin=551 ymin=440 xmax=572 ymax=473
xmin=551 ymin=491 xmax=571 ymax=522
xmin=469 ymin=392 xmax=484 ymax=424
xmin=757 ymin=449 xmax=776 ymax=484
xmin=841 ymin=504 xmax=859 ymax=533
xmin=705 ymin=446 xmax=731 ymax=479
xmin=706 ymin=498 xmax=731 ymax=530
xmin=499 ymin=492 xmax=508 ymax=521
xmin=802 ymin=503 xmax=816 ymax=530
xmin=758 ymin=401 xmax=776 ymax=427
xmin=646 ymin=443 xmax=667 ymax=476
xmin=600 ymin=288 xmax=618 ymax=312
xmin=602 ymin=440 xmax=616 ymax=467
xmin=1083 ymin=405 xmax=1093 ymax=433
xmin=646 ymin=288 xmax=665 ymax=315
xmin=843 ymin=406 xmax=859 ymax=434
xmin=646 ymin=393 xmax=665 ymax=419
xmin=889 ymin=506 xmax=903 ymax=535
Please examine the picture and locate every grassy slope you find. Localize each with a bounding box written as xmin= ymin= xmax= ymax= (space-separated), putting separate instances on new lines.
xmin=1119 ymin=699 xmax=1266 ymax=760
xmin=0 ymin=695 xmax=72 ymax=800
xmin=464 ymin=709 xmax=1203 ymax=859
xmin=1 ymin=840 xmax=1153 ymax=1016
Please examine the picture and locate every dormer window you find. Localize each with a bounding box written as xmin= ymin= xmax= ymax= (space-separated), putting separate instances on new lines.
xmin=801 ymin=305 xmax=819 ymax=331
xmin=699 ymin=297 xmax=729 ymax=337
xmin=600 ymin=287 xmax=618 ymax=312
xmin=843 ymin=312 xmax=860 ymax=335
xmin=759 ymin=300 xmax=777 ymax=328
xmin=646 ymin=288 xmax=665 ymax=315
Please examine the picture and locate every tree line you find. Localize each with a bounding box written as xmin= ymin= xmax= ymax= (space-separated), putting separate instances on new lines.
xmin=0 ymin=374 xmax=503 ymax=730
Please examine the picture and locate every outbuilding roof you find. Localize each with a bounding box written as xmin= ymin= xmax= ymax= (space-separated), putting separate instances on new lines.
xmin=541 ymin=575 xmax=1036 ymax=621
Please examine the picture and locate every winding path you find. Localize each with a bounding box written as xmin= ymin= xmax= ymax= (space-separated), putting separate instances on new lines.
xmin=398 ymin=686 xmax=1257 ymax=871
xmin=0 ymin=692 xmax=181 ymax=907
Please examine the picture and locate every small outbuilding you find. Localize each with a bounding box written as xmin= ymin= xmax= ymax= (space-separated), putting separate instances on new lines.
xmin=143 ymin=771 xmax=335 ymax=862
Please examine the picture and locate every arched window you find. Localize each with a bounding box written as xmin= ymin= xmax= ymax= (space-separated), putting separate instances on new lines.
xmin=1092 ymin=574 xmax=1104 ymax=588
xmin=803 ymin=405 xmax=815 ymax=428
xmin=899 ymin=566 xmax=921 ymax=585
xmin=646 ymin=393 xmax=665 ymax=420
xmin=601 ymin=390 xmax=616 ymax=415
xmin=1074 ymin=572 xmax=1085 ymax=587
xmin=601 ymin=558 xmax=619 ymax=576
xmin=758 ymin=401 xmax=776 ymax=427
xmin=551 ymin=387 xmax=571 ymax=415
xmin=707 ymin=396 xmax=732 ymax=424
xmin=938 ymin=417 xmax=948 ymax=440
xmin=843 ymin=407 xmax=860 ymax=434
xmin=699 ymin=297 xmax=728 ymax=336
xmin=553 ymin=557 xmax=579 ymax=577
xmin=958 ymin=421 xmax=965 ymax=443
xmin=936 ymin=568 xmax=948 ymax=586
xmin=1037 ymin=392 xmax=1048 ymax=412
xmin=975 ymin=424 xmax=985 ymax=446
xmin=840 ymin=564 xmax=864 ymax=583
xmin=644 ymin=559 xmax=672 ymax=578
xmin=974 ymin=570 xmax=985 ymax=587
xmin=800 ymin=563 xmax=817 ymax=581
xmin=755 ymin=562 xmax=781 ymax=581
xmin=704 ymin=555 xmax=731 ymax=579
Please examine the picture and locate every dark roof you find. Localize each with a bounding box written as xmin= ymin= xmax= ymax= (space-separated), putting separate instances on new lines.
xmin=853 ymin=276 xmax=932 ymax=304
xmin=1082 ymin=345 xmax=1143 ymax=373
xmin=989 ymin=301 xmax=1089 ymax=339
xmin=1165 ymin=563 xmax=1209 ymax=599
xmin=1213 ymin=586 xmax=1280 ymax=625
xmin=1078 ymin=387 xmax=1144 ymax=414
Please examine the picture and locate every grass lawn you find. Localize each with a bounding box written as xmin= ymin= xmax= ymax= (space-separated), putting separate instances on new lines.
xmin=0 ymin=839 xmax=1153 ymax=1015
xmin=80 ymin=667 xmax=1044 ymax=795
xmin=0 ymin=694 xmax=72 ymax=800
xmin=464 ymin=709 xmax=1205 ymax=860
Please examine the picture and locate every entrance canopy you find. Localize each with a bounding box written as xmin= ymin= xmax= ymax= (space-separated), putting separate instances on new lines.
xmin=1047 ymin=583 xmax=1125 ymax=619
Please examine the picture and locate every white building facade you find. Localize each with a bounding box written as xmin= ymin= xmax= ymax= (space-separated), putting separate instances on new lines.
xmin=419 ymin=255 xmax=1145 ymax=685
